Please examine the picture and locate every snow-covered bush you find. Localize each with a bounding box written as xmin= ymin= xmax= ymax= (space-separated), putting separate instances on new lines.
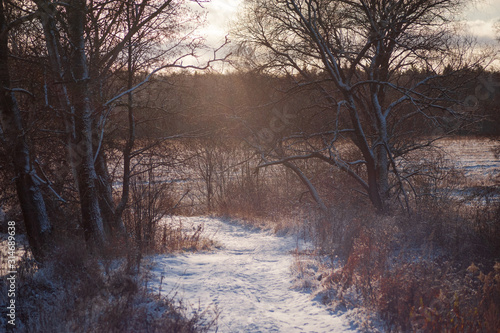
xmin=7 ymin=239 xmax=217 ymax=332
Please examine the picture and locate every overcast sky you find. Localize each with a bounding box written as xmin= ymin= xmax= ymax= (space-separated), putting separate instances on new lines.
xmin=464 ymin=0 xmax=500 ymax=42
xmin=201 ymin=0 xmax=500 ymax=45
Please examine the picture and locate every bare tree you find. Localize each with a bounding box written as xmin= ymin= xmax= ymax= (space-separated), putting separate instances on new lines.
xmin=0 ymin=0 xmax=52 ymax=260
xmin=103 ymin=0 xmax=202 ymax=230
xmin=8 ymin=0 xmax=219 ymax=248
xmin=235 ymin=0 xmax=491 ymax=213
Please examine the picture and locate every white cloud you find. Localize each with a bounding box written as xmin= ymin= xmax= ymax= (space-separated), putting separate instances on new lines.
xmin=190 ymin=0 xmax=500 ymax=67
xmin=201 ymin=0 xmax=242 ymax=45
xmin=462 ymin=0 xmax=500 ymax=42
xmin=466 ymin=19 xmax=497 ymax=42
xmin=178 ymin=0 xmax=242 ymax=70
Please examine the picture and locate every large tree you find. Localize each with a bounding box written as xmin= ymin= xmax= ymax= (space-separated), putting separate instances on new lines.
xmin=0 ymin=0 xmax=221 ymax=252
xmin=0 ymin=0 xmax=52 ymax=261
xmin=235 ymin=0 xmax=490 ymax=213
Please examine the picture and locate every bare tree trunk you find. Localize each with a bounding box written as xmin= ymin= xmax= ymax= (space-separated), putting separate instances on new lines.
xmin=35 ymin=0 xmax=80 ymax=192
xmin=0 ymin=0 xmax=51 ymax=261
xmin=67 ymin=0 xmax=106 ymax=246
xmin=114 ymin=6 xmax=136 ymax=231
xmin=94 ymin=148 xmax=124 ymax=235
xmin=376 ymin=146 xmax=390 ymax=204
xmin=346 ymin=98 xmax=386 ymax=212
xmin=283 ymin=161 xmax=329 ymax=215
xmin=35 ymin=0 xmax=107 ymax=245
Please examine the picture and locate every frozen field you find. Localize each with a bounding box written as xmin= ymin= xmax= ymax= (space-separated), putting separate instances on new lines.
xmin=148 ymin=216 xmax=359 ymax=333
xmin=437 ymin=137 xmax=499 ymax=187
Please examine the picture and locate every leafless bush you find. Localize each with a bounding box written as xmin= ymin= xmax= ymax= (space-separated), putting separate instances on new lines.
xmin=294 ymin=151 xmax=500 ymax=331
xmin=461 ymin=188 xmax=500 ymax=260
xmin=5 ymin=238 xmax=217 ymax=333
xmin=156 ymin=218 xmax=218 ymax=253
xmin=125 ymin=170 xmax=175 ymax=253
xmin=313 ymin=217 xmax=500 ymax=332
xmin=185 ymin=140 xmax=308 ymax=232
xmin=188 ymin=138 xmax=236 ymax=213
xmin=123 ymin=167 xmax=217 ymax=258
xmin=218 ymin=161 xmax=272 ymax=217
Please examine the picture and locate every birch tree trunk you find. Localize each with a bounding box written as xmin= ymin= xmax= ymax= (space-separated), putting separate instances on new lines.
xmin=34 ymin=0 xmax=81 ymax=192
xmin=33 ymin=0 xmax=108 ymax=245
xmin=67 ymin=0 xmax=106 ymax=246
xmin=0 ymin=0 xmax=51 ymax=261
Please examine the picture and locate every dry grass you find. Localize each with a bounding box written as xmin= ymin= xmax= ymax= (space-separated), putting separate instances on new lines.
xmin=0 ymin=173 xmax=220 ymax=332
xmin=289 ymin=198 xmax=500 ymax=332
xmin=277 ymin=137 xmax=500 ymax=332
xmin=2 ymin=136 xmax=497 ymax=332
xmin=153 ymin=217 xmax=220 ymax=253
xmin=0 ymin=237 xmax=218 ymax=332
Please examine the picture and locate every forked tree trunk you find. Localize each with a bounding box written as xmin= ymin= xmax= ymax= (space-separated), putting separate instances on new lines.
xmin=67 ymin=0 xmax=106 ymax=246
xmin=0 ymin=0 xmax=51 ymax=261
xmin=95 ymin=147 xmax=126 ymax=235
xmin=346 ymin=99 xmax=387 ymax=213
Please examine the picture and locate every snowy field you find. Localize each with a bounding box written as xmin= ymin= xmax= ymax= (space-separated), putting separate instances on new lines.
xmin=148 ymin=216 xmax=359 ymax=333
xmin=437 ymin=137 xmax=499 ymax=187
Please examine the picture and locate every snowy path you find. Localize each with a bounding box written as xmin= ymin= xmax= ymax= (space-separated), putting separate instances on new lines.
xmin=149 ymin=216 xmax=356 ymax=333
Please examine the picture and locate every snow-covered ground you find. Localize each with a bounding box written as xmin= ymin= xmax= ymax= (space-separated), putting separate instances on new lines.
xmin=148 ymin=216 xmax=358 ymax=333
xmin=438 ymin=137 xmax=499 ymax=186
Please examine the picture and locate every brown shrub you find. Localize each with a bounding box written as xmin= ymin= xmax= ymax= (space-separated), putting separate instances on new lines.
xmin=9 ymin=238 xmax=217 ymax=333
